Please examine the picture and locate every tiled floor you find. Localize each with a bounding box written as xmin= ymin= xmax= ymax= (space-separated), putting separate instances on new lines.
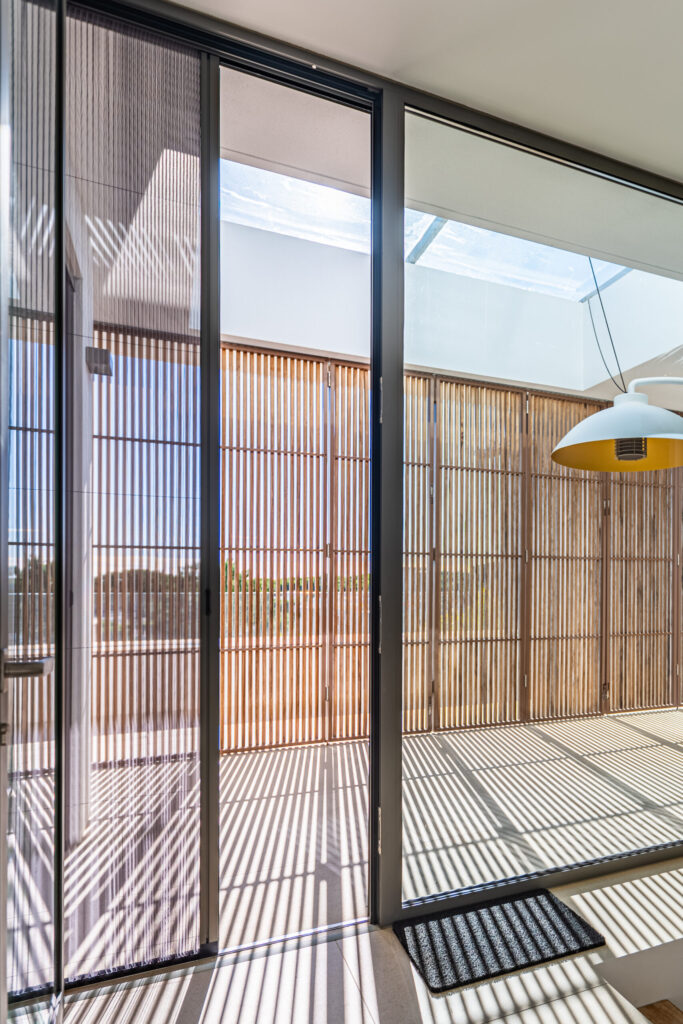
xmin=402 ymin=711 xmax=683 ymax=900
xmin=11 ymin=857 xmax=683 ymax=1023
xmin=9 ymin=709 xmax=683 ymax=1004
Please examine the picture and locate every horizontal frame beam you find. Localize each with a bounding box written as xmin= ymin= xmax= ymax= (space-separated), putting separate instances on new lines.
xmin=71 ymin=0 xmax=683 ymax=207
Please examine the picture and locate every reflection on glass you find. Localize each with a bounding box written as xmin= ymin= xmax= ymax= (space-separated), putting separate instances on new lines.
xmin=402 ymin=110 xmax=683 ymax=903
xmin=62 ymin=10 xmax=202 ymax=978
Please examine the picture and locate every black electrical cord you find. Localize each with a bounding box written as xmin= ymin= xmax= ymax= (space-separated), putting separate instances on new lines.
xmin=586 ymin=294 xmax=627 ymax=395
xmin=588 ymin=256 xmax=627 ymax=392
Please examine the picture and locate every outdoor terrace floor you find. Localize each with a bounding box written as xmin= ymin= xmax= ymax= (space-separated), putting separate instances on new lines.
xmin=9 ymin=708 xmax=683 ymax=994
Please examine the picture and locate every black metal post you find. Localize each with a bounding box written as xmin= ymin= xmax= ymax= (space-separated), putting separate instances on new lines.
xmin=53 ymin=0 xmax=66 ymax=1010
xmin=369 ymin=84 xmax=404 ymax=926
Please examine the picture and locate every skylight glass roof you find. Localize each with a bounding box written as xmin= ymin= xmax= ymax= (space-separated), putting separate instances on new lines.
xmin=220 ymin=159 xmax=371 ymax=253
xmin=220 ymin=158 xmax=627 ymax=301
xmin=405 ymin=210 xmax=625 ymax=300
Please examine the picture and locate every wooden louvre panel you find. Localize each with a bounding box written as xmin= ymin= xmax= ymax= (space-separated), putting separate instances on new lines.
xmin=220 ymin=347 xmax=327 ymax=750
xmin=527 ymin=395 xmax=603 ymax=720
xmin=403 ymin=374 xmax=432 ymax=733
xmin=91 ymin=327 xmax=201 ymax=761
xmin=437 ymin=381 xmax=523 ymax=728
xmin=330 ymin=363 xmax=371 ymax=740
xmin=609 ymin=470 xmax=674 ymax=711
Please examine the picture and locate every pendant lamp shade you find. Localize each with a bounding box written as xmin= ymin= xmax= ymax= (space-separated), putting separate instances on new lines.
xmin=551 ymin=380 xmax=683 ymax=472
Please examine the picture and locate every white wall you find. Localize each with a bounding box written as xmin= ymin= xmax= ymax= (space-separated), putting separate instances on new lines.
xmin=220 ymin=221 xmax=371 ymax=358
xmin=220 ymin=220 xmax=586 ymax=390
xmin=405 ymin=263 xmax=585 ymax=389
xmin=582 ymin=269 xmax=683 ymax=408
xmin=220 ymin=218 xmax=683 ymax=408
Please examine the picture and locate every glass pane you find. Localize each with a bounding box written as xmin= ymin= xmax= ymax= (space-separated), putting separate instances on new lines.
xmin=63 ymin=9 xmax=201 ymax=977
xmin=219 ymin=68 xmax=371 ymax=946
xmin=7 ymin=0 xmax=56 ymax=996
xmin=402 ymin=110 xmax=683 ymax=904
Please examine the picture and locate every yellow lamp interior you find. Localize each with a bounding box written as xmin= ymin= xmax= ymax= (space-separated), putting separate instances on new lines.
xmin=551 ymin=436 xmax=683 ymax=472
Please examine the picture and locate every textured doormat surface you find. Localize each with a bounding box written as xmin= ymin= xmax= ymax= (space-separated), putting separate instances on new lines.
xmin=393 ymin=889 xmax=605 ymax=993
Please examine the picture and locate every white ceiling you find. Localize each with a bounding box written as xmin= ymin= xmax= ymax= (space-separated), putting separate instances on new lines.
xmin=175 ymin=0 xmax=683 ymax=184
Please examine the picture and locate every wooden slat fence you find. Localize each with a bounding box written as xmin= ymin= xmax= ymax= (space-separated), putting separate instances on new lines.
xmin=219 ymin=347 xmax=327 ymax=749
xmin=402 ymin=375 xmax=433 ymax=733
xmin=437 ymin=381 xmax=524 ymax=728
xmin=609 ymin=472 xmax=675 ymax=710
xmin=527 ymin=394 xmax=604 ymax=720
xmin=9 ymin=320 xmax=683 ymax=751
xmin=330 ymin=363 xmax=371 ymax=740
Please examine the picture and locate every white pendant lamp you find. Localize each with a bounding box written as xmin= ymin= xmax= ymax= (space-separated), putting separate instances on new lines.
xmin=552 ymin=377 xmax=683 ymax=472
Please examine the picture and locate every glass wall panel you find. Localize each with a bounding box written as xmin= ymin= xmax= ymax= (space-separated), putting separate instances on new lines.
xmin=63 ymin=9 xmax=201 ymax=976
xmin=402 ymin=109 xmax=683 ymax=902
xmin=219 ymin=69 xmax=371 ymax=946
xmin=7 ymin=0 xmax=56 ymax=995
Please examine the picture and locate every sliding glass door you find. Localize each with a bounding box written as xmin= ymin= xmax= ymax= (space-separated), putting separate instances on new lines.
xmin=7 ymin=3 xmax=206 ymax=998
xmin=218 ymin=67 xmax=372 ymax=948
xmin=5 ymin=3 xmax=377 ymax=1004
xmin=62 ymin=9 xmax=203 ymax=978
xmin=402 ymin=107 xmax=683 ymax=905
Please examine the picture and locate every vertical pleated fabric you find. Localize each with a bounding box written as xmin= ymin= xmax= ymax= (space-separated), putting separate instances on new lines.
xmin=63 ymin=8 xmax=201 ymax=978
xmin=7 ymin=0 xmax=57 ymax=997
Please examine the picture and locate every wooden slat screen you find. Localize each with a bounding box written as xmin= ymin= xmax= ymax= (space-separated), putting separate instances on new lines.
xmin=437 ymin=381 xmax=523 ymax=727
xmin=219 ymin=348 xmax=327 ymax=749
xmin=609 ymin=472 xmax=674 ymax=710
xmin=527 ymin=395 xmax=604 ymax=719
xmin=403 ymin=374 xmax=433 ymax=733
xmin=9 ymin=324 xmax=683 ymax=753
xmin=330 ymin=364 xmax=371 ymax=740
xmin=92 ymin=328 xmax=201 ymax=759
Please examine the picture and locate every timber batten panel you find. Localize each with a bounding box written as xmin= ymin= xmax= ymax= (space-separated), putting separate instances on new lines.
xmin=331 ymin=364 xmax=371 ymax=740
xmin=219 ymin=347 xmax=327 ymax=750
xmin=437 ymin=381 xmax=523 ymax=727
xmin=527 ymin=395 xmax=603 ymax=721
xmin=609 ymin=472 xmax=674 ymax=711
xmin=9 ymin=318 xmax=683 ymax=750
xmin=402 ymin=374 xmax=432 ymax=734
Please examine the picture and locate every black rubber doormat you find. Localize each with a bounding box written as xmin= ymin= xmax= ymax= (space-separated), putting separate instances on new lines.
xmin=393 ymin=889 xmax=605 ymax=993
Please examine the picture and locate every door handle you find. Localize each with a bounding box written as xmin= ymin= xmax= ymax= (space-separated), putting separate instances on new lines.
xmin=3 ymin=656 xmax=54 ymax=679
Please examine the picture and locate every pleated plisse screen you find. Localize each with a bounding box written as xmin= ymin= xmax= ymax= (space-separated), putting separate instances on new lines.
xmin=64 ymin=9 xmax=201 ymax=977
xmin=7 ymin=0 xmax=56 ymax=997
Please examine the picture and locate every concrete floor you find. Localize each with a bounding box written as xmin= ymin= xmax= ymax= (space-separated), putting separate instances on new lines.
xmin=9 ymin=709 xmax=683 ymax=1002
